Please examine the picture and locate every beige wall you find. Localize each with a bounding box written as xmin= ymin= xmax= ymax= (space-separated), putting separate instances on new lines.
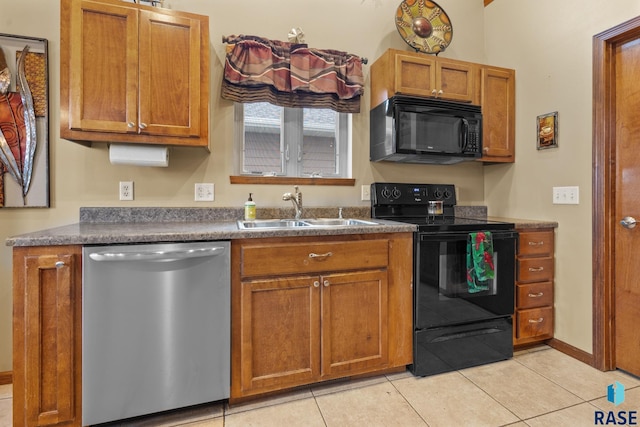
xmin=484 ymin=0 xmax=640 ymax=353
xmin=0 ymin=0 xmax=487 ymax=372
xmin=5 ymin=0 xmax=639 ymax=372
xmin=10 ymin=0 xmax=638 ymax=371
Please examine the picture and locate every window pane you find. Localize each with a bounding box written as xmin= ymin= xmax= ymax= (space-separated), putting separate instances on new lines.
xmin=302 ymin=108 xmax=337 ymax=176
xmin=243 ymin=103 xmax=283 ymax=174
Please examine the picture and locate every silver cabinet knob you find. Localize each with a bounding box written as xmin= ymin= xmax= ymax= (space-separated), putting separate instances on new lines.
xmin=621 ymin=216 xmax=637 ymax=229
xmin=431 ymin=89 xmax=437 ymax=96
xmin=127 ymin=122 xmax=135 ymax=128
xmin=323 ymin=280 xmax=330 ymax=287
xmin=55 ymin=261 xmax=65 ymax=268
xmin=313 ymin=281 xmax=320 ymax=288
xmin=139 ymin=123 xmax=147 ymax=130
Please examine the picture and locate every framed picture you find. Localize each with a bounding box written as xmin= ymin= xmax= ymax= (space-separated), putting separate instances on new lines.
xmin=537 ymin=111 xmax=558 ymax=150
xmin=0 ymin=33 xmax=49 ymax=208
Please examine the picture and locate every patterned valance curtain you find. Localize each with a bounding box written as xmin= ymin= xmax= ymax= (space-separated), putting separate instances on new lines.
xmin=221 ymin=35 xmax=364 ymax=113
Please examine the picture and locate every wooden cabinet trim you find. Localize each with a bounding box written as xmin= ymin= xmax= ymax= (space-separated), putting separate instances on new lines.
xmin=60 ymin=0 xmax=210 ymax=148
xmin=518 ymin=229 xmax=554 ymax=257
xmin=320 ymin=269 xmax=389 ymax=377
xmin=514 ymin=228 xmax=555 ymax=347
xmin=516 ymin=306 xmax=554 ymax=340
xmin=231 ymin=233 xmax=413 ymax=400
xmin=13 ymin=246 xmax=82 ymax=427
xmin=239 ymin=239 xmax=389 ymax=277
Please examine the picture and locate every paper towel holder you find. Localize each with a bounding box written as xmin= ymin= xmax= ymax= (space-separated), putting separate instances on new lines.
xmin=108 ymin=143 xmax=169 ymax=167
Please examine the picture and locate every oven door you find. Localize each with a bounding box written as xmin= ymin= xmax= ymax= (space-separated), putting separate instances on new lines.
xmin=414 ymin=230 xmax=517 ymax=329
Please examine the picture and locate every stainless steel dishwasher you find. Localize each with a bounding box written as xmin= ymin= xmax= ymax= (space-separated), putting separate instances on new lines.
xmin=82 ymin=241 xmax=230 ymax=425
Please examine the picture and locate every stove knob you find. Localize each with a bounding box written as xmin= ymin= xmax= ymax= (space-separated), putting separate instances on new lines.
xmin=443 ymin=189 xmax=452 ymax=199
xmin=391 ymin=187 xmax=402 ymax=199
xmin=433 ymin=189 xmax=443 ymax=199
xmin=381 ymin=187 xmax=391 ymax=199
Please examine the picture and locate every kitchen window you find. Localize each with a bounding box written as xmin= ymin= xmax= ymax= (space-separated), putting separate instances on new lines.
xmin=234 ymin=102 xmax=351 ymax=178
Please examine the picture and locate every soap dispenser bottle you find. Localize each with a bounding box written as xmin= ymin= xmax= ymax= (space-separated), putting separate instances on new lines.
xmin=244 ymin=193 xmax=256 ymax=220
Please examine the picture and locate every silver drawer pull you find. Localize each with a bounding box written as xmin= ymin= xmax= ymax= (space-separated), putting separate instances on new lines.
xmin=528 ymin=318 xmax=545 ymax=323
xmin=528 ymin=241 xmax=544 ymax=246
xmin=528 ymin=292 xmax=544 ymax=298
xmin=309 ymin=252 xmax=333 ymax=259
xmin=528 ymin=266 xmax=544 ymax=272
xmin=55 ymin=261 xmax=65 ymax=268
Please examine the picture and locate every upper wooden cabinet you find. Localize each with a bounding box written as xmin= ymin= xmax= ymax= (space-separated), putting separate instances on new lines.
xmin=60 ymin=0 xmax=210 ymax=147
xmin=480 ymin=66 xmax=516 ymax=162
xmin=370 ymin=49 xmax=476 ymax=108
xmin=370 ymin=49 xmax=516 ymax=163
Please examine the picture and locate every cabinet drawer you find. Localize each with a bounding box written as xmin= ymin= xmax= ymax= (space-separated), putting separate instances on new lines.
xmin=516 ymin=281 xmax=553 ymax=309
xmin=518 ymin=230 xmax=554 ymax=257
xmin=240 ymin=240 xmax=389 ymax=277
xmin=516 ymin=306 xmax=553 ymax=339
xmin=517 ymin=257 xmax=554 ymax=283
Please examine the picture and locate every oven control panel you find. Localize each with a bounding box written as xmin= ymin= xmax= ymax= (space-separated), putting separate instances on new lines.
xmin=371 ymin=183 xmax=456 ymax=205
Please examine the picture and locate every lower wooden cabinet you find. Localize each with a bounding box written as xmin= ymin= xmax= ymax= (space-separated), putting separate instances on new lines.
xmin=230 ymin=233 xmax=413 ymax=401
xmin=13 ymin=245 xmax=83 ymax=427
xmin=514 ymin=229 xmax=555 ymax=347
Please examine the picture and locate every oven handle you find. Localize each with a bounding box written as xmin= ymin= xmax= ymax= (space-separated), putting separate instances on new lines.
xmin=418 ymin=230 xmax=518 ymax=241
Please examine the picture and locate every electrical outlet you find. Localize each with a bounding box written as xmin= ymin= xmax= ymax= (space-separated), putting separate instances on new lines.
xmin=119 ymin=181 xmax=134 ymax=201
xmin=552 ymin=186 xmax=579 ymax=205
xmin=195 ymin=183 xmax=214 ymax=202
xmin=361 ymin=185 xmax=370 ymax=201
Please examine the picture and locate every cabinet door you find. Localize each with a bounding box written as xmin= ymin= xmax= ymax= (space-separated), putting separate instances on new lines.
xmin=321 ymin=269 xmax=389 ymax=377
xmin=238 ymin=276 xmax=321 ymax=395
xmin=394 ymin=53 xmax=437 ymax=98
xmin=138 ymin=11 xmax=201 ymax=137
xmin=13 ymin=246 xmax=82 ymax=427
xmin=68 ymin=0 xmax=139 ymax=133
xmin=480 ymin=66 xmax=515 ymax=162
xmin=436 ymin=59 xmax=475 ymax=102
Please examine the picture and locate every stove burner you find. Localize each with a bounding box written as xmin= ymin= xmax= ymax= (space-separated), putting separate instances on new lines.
xmin=370 ymin=183 xmax=514 ymax=232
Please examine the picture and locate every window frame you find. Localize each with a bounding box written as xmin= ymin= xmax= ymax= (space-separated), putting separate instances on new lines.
xmin=234 ymin=103 xmax=351 ymax=179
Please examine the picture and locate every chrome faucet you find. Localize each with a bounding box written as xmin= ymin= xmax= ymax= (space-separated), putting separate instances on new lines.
xmin=283 ymin=185 xmax=303 ymax=219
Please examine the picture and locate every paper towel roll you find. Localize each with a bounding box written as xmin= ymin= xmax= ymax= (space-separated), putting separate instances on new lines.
xmin=109 ymin=144 xmax=169 ymax=167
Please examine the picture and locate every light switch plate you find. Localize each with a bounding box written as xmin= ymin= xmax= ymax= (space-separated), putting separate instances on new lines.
xmin=361 ymin=185 xmax=370 ymax=201
xmin=195 ymin=183 xmax=214 ymax=201
xmin=552 ymin=186 xmax=579 ymax=204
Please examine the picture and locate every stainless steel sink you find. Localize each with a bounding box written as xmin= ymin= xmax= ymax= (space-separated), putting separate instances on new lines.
xmin=237 ymin=219 xmax=310 ymax=229
xmin=237 ymin=218 xmax=379 ymax=230
xmin=302 ymin=218 xmax=378 ymax=227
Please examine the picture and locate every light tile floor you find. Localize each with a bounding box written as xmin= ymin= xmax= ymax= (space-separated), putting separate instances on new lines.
xmin=2 ymin=346 xmax=639 ymax=426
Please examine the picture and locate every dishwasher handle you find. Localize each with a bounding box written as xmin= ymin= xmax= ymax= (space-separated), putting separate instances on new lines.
xmin=88 ymin=246 xmax=226 ymax=262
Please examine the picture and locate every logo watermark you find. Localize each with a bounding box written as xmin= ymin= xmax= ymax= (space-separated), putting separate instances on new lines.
xmin=608 ymin=381 xmax=626 ymax=406
xmin=595 ymin=382 xmax=637 ymax=425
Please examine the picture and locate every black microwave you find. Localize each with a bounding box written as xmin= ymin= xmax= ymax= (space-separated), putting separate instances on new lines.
xmin=370 ymin=95 xmax=483 ymax=164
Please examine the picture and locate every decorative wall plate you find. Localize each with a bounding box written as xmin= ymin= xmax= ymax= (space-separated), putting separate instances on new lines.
xmin=395 ymin=0 xmax=453 ymax=55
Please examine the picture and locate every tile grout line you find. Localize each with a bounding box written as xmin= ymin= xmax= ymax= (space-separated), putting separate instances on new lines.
xmin=454 ymin=368 xmax=524 ymax=424
xmin=386 ymin=378 xmax=431 ymax=427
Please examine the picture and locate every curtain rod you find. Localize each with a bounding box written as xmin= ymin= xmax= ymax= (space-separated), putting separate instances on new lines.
xmin=222 ymin=35 xmax=368 ymax=64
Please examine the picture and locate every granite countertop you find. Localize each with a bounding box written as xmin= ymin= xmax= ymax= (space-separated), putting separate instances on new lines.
xmin=488 ymin=216 xmax=558 ymax=230
xmin=6 ymin=207 xmax=416 ymax=247
xmin=6 ymin=207 xmax=557 ymax=247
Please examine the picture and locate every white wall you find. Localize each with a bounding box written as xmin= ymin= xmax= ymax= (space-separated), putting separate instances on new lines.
xmin=484 ymin=0 xmax=640 ymax=353
xmin=0 ymin=0 xmax=487 ymax=372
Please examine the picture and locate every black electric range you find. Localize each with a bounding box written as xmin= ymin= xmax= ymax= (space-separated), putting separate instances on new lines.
xmin=371 ymin=182 xmax=518 ymax=376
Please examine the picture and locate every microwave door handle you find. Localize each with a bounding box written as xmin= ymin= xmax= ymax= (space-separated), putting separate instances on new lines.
xmin=460 ymin=118 xmax=469 ymax=151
